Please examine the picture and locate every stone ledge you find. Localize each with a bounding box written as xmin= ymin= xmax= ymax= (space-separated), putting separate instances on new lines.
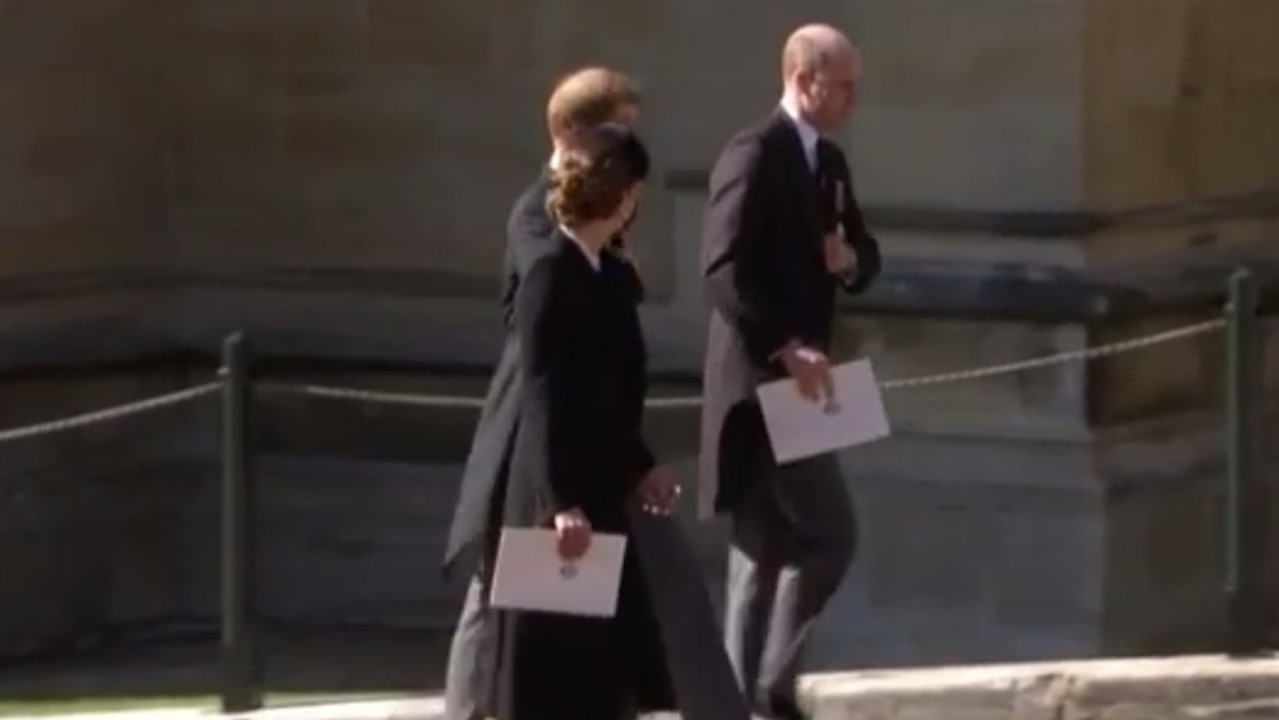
xmin=799 ymin=654 xmax=1279 ymax=720
xmin=13 ymin=656 xmax=1279 ymax=720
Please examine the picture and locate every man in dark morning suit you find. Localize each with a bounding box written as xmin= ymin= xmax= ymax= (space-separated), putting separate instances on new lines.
xmin=699 ymin=25 xmax=882 ymax=720
xmin=442 ymin=70 xmax=749 ymax=720
xmin=441 ymin=68 xmax=647 ymax=720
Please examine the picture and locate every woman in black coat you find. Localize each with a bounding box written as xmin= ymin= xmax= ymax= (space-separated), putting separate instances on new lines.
xmin=482 ymin=126 xmax=679 ymax=720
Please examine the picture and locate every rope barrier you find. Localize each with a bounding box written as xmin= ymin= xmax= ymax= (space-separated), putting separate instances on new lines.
xmin=266 ymin=318 xmax=1227 ymax=410
xmin=0 ymin=317 xmax=1227 ymax=442
xmin=0 ymin=382 xmax=220 ymax=443
xmin=0 ymin=315 xmax=1243 ymax=668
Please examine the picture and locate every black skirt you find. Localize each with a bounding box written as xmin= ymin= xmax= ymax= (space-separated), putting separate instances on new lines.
xmin=483 ymin=535 xmax=674 ymax=720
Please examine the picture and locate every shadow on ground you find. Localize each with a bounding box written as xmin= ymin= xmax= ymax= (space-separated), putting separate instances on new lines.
xmin=0 ymin=629 xmax=451 ymax=704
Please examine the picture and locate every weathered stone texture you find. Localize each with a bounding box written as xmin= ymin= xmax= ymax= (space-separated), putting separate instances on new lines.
xmin=837 ymin=316 xmax=1091 ymax=437
xmin=847 ymin=0 xmax=1083 ymax=210
xmin=0 ymin=0 xmax=173 ymax=371
xmin=1082 ymin=0 xmax=1279 ymax=209
xmin=0 ymin=0 xmax=168 ymax=275
xmin=1 ymin=0 xmax=1278 ymax=672
xmin=1 ymin=0 xmax=1275 ymax=359
xmin=0 ymin=372 xmax=216 ymax=655
xmin=253 ymin=457 xmax=468 ymax=627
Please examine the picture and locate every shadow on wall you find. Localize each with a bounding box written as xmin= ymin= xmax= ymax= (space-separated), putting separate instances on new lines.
xmin=0 ymin=364 xmax=707 ymax=703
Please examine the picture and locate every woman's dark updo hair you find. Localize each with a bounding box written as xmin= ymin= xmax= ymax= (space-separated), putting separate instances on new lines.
xmin=547 ymin=123 xmax=651 ymax=226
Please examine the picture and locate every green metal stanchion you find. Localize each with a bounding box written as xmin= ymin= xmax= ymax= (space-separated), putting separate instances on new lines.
xmin=1225 ymin=269 xmax=1268 ymax=656
xmin=220 ymin=332 xmax=263 ymax=711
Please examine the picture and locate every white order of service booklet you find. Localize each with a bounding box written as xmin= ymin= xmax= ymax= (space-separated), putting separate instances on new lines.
xmin=756 ymin=358 xmax=891 ymax=464
xmin=489 ymin=527 xmax=628 ymax=618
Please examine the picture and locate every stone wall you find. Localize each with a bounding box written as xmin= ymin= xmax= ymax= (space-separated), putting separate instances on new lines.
xmin=1 ymin=0 xmax=1278 ymax=669
xmin=0 ymin=370 xmax=215 ymax=656
xmin=3 ymin=0 xmax=1276 ymax=366
xmin=0 ymin=0 xmax=182 ymax=656
xmin=0 ymin=0 xmax=173 ymax=366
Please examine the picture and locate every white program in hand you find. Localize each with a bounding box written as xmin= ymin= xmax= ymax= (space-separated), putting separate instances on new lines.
xmin=489 ymin=527 xmax=628 ymax=617
xmin=756 ymin=358 xmax=890 ymax=464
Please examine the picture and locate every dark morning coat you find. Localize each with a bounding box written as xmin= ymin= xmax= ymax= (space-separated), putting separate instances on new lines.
xmin=698 ymin=110 xmax=883 ymax=517
xmin=442 ymin=173 xmax=641 ymax=574
xmin=484 ymin=233 xmax=673 ymax=720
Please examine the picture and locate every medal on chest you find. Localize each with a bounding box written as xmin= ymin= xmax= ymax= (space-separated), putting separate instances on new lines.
xmin=833 ymin=179 xmax=845 ymax=241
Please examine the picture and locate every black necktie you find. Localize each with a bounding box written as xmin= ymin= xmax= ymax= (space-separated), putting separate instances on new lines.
xmin=814 ymin=143 xmax=837 ymax=227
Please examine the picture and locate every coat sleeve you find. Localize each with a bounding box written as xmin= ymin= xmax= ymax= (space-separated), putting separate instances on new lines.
xmin=514 ymin=256 xmax=584 ymax=515
xmin=626 ymin=399 xmax=655 ymax=489
xmin=701 ymin=136 xmax=796 ymax=364
xmin=600 ymin=252 xmax=655 ymax=489
xmin=501 ymin=187 xmax=558 ymax=327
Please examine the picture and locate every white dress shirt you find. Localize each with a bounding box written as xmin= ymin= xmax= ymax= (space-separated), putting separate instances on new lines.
xmin=778 ymin=97 xmax=821 ymax=172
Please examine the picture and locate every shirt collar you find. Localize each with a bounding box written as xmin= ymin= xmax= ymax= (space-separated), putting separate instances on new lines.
xmin=778 ymin=97 xmax=820 ymax=168
xmin=559 ymin=225 xmax=601 ymax=271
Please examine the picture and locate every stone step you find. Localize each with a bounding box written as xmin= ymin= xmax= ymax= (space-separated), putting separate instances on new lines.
xmin=800 ymin=654 xmax=1279 ymax=720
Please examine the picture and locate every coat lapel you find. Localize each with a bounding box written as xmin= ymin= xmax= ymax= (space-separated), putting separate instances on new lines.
xmin=769 ymin=111 xmax=829 ymax=257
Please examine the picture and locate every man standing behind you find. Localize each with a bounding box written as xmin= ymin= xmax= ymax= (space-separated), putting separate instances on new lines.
xmin=698 ymin=24 xmax=882 ymax=720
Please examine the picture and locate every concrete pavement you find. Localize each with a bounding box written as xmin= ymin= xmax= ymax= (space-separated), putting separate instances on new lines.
xmin=10 ymin=655 xmax=1279 ymax=720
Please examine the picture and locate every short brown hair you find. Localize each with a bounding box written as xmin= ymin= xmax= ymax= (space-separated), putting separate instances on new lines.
xmin=547 ymin=124 xmax=651 ymax=226
xmin=545 ymin=67 xmax=640 ymax=138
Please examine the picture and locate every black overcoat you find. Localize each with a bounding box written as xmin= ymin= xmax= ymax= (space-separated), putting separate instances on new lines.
xmin=484 ymin=233 xmax=673 ymax=720
xmin=443 ymin=174 xmax=641 ymax=572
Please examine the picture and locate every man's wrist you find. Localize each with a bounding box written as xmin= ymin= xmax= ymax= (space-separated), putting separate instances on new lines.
xmin=768 ymin=338 xmax=800 ymax=362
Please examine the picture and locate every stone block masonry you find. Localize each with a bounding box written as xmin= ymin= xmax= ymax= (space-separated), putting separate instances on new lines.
xmin=1 ymin=0 xmax=1278 ymax=671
